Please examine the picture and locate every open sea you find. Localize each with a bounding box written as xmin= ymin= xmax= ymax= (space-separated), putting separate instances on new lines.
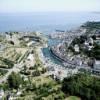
xmin=0 ymin=12 xmax=100 ymax=34
xmin=0 ymin=12 xmax=100 ymax=64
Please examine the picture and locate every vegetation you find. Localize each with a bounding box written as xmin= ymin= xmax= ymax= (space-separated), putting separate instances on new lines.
xmin=0 ymin=69 xmax=8 ymax=76
xmin=81 ymin=21 xmax=100 ymax=35
xmin=69 ymin=34 xmax=100 ymax=60
xmin=62 ymin=73 xmax=100 ymax=100
xmin=82 ymin=21 xmax=100 ymax=29
xmin=2 ymin=58 xmax=14 ymax=67
xmin=71 ymin=35 xmax=87 ymax=46
xmin=7 ymin=72 xmax=23 ymax=89
xmin=20 ymin=76 xmax=65 ymax=100
xmin=0 ymin=83 xmax=9 ymax=91
xmin=0 ymin=57 xmax=14 ymax=68
xmin=0 ymin=28 xmax=99 ymax=99
xmin=86 ymin=43 xmax=100 ymax=60
xmin=0 ymin=35 xmax=5 ymax=42
xmin=65 ymin=96 xmax=81 ymax=100
xmin=18 ymin=51 xmax=29 ymax=63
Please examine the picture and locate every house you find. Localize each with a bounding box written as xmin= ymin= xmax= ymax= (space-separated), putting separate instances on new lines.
xmin=84 ymin=37 xmax=94 ymax=45
xmin=0 ymin=44 xmax=5 ymax=53
xmin=88 ymin=45 xmax=94 ymax=51
xmin=24 ymin=37 xmax=29 ymax=42
xmin=27 ymin=41 xmax=36 ymax=47
xmin=27 ymin=54 xmax=34 ymax=61
xmin=24 ymin=77 xmax=28 ymax=81
xmin=53 ymin=70 xmax=64 ymax=81
xmin=76 ymin=59 xmax=82 ymax=66
xmin=84 ymin=41 xmax=89 ymax=46
xmin=95 ymin=29 xmax=100 ymax=35
xmin=6 ymin=33 xmax=19 ymax=45
xmin=36 ymin=31 xmax=41 ymax=36
xmin=92 ymin=60 xmax=100 ymax=75
xmin=26 ymin=53 xmax=35 ymax=67
xmin=7 ymin=95 xmax=14 ymax=100
xmin=74 ymin=44 xmax=79 ymax=52
xmin=6 ymin=33 xmax=11 ymax=41
xmin=84 ymin=37 xmax=94 ymax=51
xmin=16 ymin=90 xmax=22 ymax=96
xmin=0 ymin=89 xmax=4 ymax=99
xmin=88 ymin=38 xmax=94 ymax=44
xmin=96 ymin=35 xmax=100 ymax=40
xmin=93 ymin=60 xmax=100 ymax=70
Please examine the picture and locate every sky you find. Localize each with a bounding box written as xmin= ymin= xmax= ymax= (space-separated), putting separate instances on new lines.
xmin=0 ymin=0 xmax=100 ymax=13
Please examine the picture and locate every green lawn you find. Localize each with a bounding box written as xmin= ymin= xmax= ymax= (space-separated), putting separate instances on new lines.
xmin=65 ymin=96 xmax=81 ymax=100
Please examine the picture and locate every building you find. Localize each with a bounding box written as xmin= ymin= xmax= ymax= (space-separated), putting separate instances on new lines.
xmin=26 ymin=53 xmax=35 ymax=68
xmin=74 ymin=44 xmax=79 ymax=52
xmin=93 ymin=60 xmax=100 ymax=70
xmin=0 ymin=89 xmax=4 ymax=99
xmin=0 ymin=44 xmax=5 ymax=54
xmin=27 ymin=41 xmax=36 ymax=47
xmin=27 ymin=54 xmax=34 ymax=61
xmin=92 ymin=60 xmax=100 ymax=75
xmin=88 ymin=38 xmax=94 ymax=44
xmin=6 ymin=33 xmax=11 ymax=41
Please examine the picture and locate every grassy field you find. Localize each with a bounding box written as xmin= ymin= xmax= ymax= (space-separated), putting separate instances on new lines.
xmin=1 ymin=47 xmax=28 ymax=62
xmin=18 ymin=75 xmax=65 ymax=100
xmin=65 ymin=96 xmax=81 ymax=100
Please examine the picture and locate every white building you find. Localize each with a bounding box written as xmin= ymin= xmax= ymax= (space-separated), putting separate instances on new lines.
xmin=88 ymin=38 xmax=94 ymax=44
xmin=6 ymin=34 xmax=11 ymax=41
xmin=84 ymin=41 xmax=89 ymax=46
xmin=88 ymin=45 xmax=94 ymax=51
xmin=0 ymin=89 xmax=4 ymax=99
xmin=16 ymin=91 xmax=22 ymax=96
xmin=27 ymin=41 xmax=36 ymax=47
xmin=27 ymin=54 xmax=34 ymax=61
xmin=0 ymin=44 xmax=5 ymax=55
xmin=26 ymin=54 xmax=35 ymax=67
xmin=94 ymin=60 xmax=100 ymax=70
xmin=74 ymin=44 xmax=79 ymax=52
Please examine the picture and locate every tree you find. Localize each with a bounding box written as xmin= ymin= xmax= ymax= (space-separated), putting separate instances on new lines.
xmin=7 ymin=72 xmax=23 ymax=89
xmin=88 ymin=43 xmax=100 ymax=60
xmin=92 ymin=35 xmax=96 ymax=40
xmin=62 ymin=73 xmax=100 ymax=100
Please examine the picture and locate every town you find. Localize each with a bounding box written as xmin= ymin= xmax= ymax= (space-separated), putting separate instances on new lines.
xmin=50 ymin=22 xmax=100 ymax=76
xmin=0 ymin=22 xmax=100 ymax=100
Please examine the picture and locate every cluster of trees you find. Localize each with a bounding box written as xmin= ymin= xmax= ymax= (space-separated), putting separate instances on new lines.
xmin=3 ymin=58 xmax=14 ymax=68
xmin=87 ymin=43 xmax=100 ymax=60
xmin=71 ymin=35 xmax=87 ymax=46
xmin=0 ymin=69 xmax=8 ymax=76
xmin=0 ymin=57 xmax=14 ymax=68
xmin=69 ymin=34 xmax=100 ymax=60
xmin=82 ymin=22 xmax=100 ymax=29
xmin=62 ymin=73 xmax=100 ymax=100
xmin=20 ymin=64 xmax=46 ymax=76
xmin=68 ymin=35 xmax=87 ymax=53
xmin=7 ymin=72 xmax=23 ymax=89
xmin=31 ymin=83 xmax=65 ymax=100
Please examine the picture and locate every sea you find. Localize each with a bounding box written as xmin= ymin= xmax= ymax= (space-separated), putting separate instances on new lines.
xmin=0 ymin=12 xmax=100 ymax=34
xmin=0 ymin=12 xmax=100 ymax=64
